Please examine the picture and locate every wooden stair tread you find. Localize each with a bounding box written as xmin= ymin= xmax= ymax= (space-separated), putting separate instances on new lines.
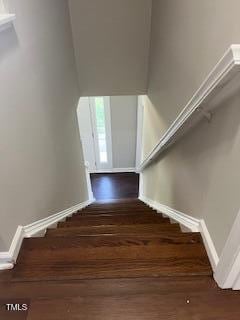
xmin=87 ymin=203 xmax=147 ymax=207
xmin=70 ymin=212 xmax=161 ymax=219
xmin=0 ymin=276 xmax=219 ymax=298
xmin=3 ymin=277 xmax=239 ymax=319
xmin=78 ymin=207 xmax=153 ymax=213
xmin=13 ymin=257 xmax=211 ymax=281
xmin=20 ymin=233 xmax=203 ymax=250
xmin=87 ymin=200 xmax=146 ymax=204
xmin=12 ymin=199 xmax=212 ymax=283
xmin=74 ymin=210 xmax=155 ymax=216
xmin=14 ymin=238 xmax=211 ymax=280
xmin=84 ymin=207 xmax=149 ymax=211
xmin=61 ymin=216 xmax=169 ymax=227
xmin=93 ymin=198 xmax=142 ymax=203
xmin=46 ymin=223 xmax=181 ymax=237
xmin=72 ymin=211 xmax=154 ymax=219
xmin=17 ymin=243 xmax=208 ymax=262
xmin=82 ymin=203 xmax=149 ymax=211
xmin=3 ymin=192 xmax=240 ymax=319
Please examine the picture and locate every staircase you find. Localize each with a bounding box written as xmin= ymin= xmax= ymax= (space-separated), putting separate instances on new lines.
xmin=13 ymin=199 xmax=211 ymax=281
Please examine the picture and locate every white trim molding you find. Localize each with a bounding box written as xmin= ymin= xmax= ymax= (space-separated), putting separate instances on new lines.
xmin=214 ymin=209 xmax=240 ymax=290
xmin=198 ymin=220 xmax=219 ymax=271
xmin=139 ymin=44 xmax=240 ymax=171
xmin=139 ymin=195 xmax=219 ymax=271
xmin=23 ymin=200 xmax=94 ymax=237
xmin=0 ymin=226 xmax=27 ymax=270
xmin=138 ymin=172 xmax=144 ymax=198
xmin=85 ymin=162 xmax=94 ymax=202
xmin=135 ymin=96 xmax=144 ymax=168
xmin=0 ymin=198 xmax=94 ymax=270
xmin=90 ymin=168 xmax=136 ymax=174
xmin=139 ymin=195 xmax=199 ymax=232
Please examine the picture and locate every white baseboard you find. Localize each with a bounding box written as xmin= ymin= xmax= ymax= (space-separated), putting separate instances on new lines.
xmin=199 ymin=220 xmax=219 ymax=271
xmin=0 ymin=198 xmax=94 ymax=270
xmin=90 ymin=168 xmax=136 ymax=174
xmin=139 ymin=195 xmax=200 ymax=232
xmin=214 ymin=209 xmax=240 ymax=289
xmin=138 ymin=172 xmax=143 ymax=198
xmin=139 ymin=195 xmax=219 ymax=271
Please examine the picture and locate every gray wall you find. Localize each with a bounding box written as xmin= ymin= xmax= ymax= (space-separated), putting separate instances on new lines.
xmin=142 ymin=0 xmax=240 ymax=256
xmin=0 ymin=0 xmax=88 ymax=251
xmin=68 ymin=0 xmax=152 ymax=96
xmin=111 ymin=96 xmax=137 ymax=168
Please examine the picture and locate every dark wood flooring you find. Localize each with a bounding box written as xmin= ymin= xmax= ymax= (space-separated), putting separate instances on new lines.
xmin=0 ymin=199 xmax=240 ymax=319
xmin=90 ymin=173 xmax=139 ymax=200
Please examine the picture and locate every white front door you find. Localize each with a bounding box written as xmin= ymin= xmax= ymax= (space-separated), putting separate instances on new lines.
xmin=77 ymin=97 xmax=113 ymax=172
xmin=89 ymin=96 xmax=113 ymax=171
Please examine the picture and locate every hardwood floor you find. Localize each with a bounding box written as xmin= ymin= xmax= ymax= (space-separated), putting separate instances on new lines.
xmin=90 ymin=173 xmax=139 ymax=200
xmin=1 ymin=199 xmax=240 ymax=319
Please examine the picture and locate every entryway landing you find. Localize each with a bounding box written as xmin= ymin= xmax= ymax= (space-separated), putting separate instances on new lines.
xmin=90 ymin=172 xmax=139 ymax=200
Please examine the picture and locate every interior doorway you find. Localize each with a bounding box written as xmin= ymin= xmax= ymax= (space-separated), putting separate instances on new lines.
xmin=77 ymin=96 xmax=112 ymax=171
xmin=89 ymin=97 xmax=113 ymax=170
xmin=77 ymin=95 xmax=140 ymax=173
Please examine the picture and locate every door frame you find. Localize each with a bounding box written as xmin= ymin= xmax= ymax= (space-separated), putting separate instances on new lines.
xmin=89 ymin=96 xmax=113 ymax=171
xmin=135 ymin=95 xmax=144 ymax=169
xmin=77 ymin=97 xmax=97 ymax=172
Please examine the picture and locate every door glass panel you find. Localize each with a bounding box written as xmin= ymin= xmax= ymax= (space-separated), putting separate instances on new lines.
xmin=95 ymin=97 xmax=108 ymax=163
